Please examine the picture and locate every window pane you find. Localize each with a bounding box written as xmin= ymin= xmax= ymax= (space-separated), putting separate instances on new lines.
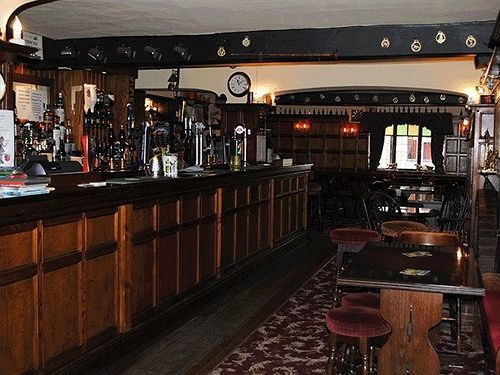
xmin=396 ymin=124 xmax=408 ymax=136
xmin=379 ymin=135 xmax=393 ymax=168
xmin=422 ymin=127 xmax=431 ymax=137
xmin=421 ymin=136 xmax=432 ymax=165
xmin=408 ymin=124 xmax=419 ymax=136
xmin=395 ymin=136 xmax=418 ymax=169
xmin=385 ymin=125 xmax=394 ymax=136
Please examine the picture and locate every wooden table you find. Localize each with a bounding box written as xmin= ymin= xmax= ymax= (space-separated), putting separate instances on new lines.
xmin=406 ymin=193 xmax=443 ymax=209
xmin=338 ymin=242 xmax=484 ymax=375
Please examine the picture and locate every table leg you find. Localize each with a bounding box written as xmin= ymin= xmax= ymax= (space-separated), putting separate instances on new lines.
xmin=378 ymin=289 xmax=443 ymax=375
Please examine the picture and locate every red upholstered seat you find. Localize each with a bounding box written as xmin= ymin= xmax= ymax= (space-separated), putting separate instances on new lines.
xmin=325 ymin=306 xmax=391 ymax=338
xmin=342 ymin=292 xmax=380 ymax=309
xmin=330 ymin=228 xmax=381 ymax=245
xmin=483 ymin=289 xmax=500 ymax=357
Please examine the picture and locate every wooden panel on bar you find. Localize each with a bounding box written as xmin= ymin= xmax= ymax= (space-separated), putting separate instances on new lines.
xmin=85 ymin=253 xmax=117 ymax=344
xmin=131 ymin=241 xmax=155 ymax=317
xmin=179 ymin=225 xmax=198 ymax=291
xmin=86 ymin=212 xmax=117 ymax=249
xmin=159 ymin=199 xmax=180 ymax=229
xmin=235 ymin=209 xmax=249 ymax=261
xmin=221 ymin=213 xmax=236 ymax=268
xmin=43 ymin=218 xmax=82 ymax=259
xmin=199 ymin=220 xmax=217 ymax=281
xmin=201 ymin=192 xmax=216 ymax=218
xmin=248 ymin=206 xmax=260 ymax=254
xmin=158 ymin=232 xmax=179 ymax=302
xmin=0 ymin=224 xmax=36 ymax=272
xmin=0 ymin=278 xmax=37 ymax=374
xmin=182 ymin=195 xmax=200 ymax=224
xmin=43 ymin=264 xmax=81 ymax=363
xmin=132 ymin=205 xmax=155 ymax=236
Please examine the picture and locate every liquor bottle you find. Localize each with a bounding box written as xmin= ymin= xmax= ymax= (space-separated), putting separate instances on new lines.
xmin=107 ymin=124 xmax=116 ymax=170
xmin=54 ymin=92 xmax=66 ymax=126
xmin=93 ymin=140 xmax=102 ymax=171
xmin=64 ymin=119 xmax=75 ymax=154
xmin=53 ymin=120 xmax=61 ymax=152
xmin=55 ymin=138 xmax=67 ymax=162
xmin=43 ymin=104 xmax=55 ymax=135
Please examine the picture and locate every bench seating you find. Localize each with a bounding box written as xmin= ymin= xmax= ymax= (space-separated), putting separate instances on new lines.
xmin=482 ymin=273 xmax=500 ymax=375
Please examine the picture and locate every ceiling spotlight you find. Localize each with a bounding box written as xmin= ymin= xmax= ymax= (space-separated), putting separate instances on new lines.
xmin=116 ymin=45 xmax=136 ymax=59
xmin=60 ymin=46 xmax=75 ymax=58
xmin=143 ymin=45 xmax=162 ymax=61
xmin=475 ymin=85 xmax=485 ymax=94
xmin=88 ymin=46 xmax=107 ymax=63
xmin=173 ymin=44 xmax=192 ymax=61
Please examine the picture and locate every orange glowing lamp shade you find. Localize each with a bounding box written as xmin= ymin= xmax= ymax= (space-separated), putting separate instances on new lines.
xmin=342 ymin=123 xmax=359 ymax=137
xmin=460 ymin=118 xmax=470 ymax=136
xmin=294 ymin=119 xmax=311 ymax=132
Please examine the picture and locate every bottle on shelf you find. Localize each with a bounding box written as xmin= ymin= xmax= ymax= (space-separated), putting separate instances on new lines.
xmin=107 ymin=123 xmax=116 ymax=170
xmin=55 ymin=138 xmax=67 ymax=162
xmin=55 ymin=92 xmax=66 ymax=136
xmin=64 ymin=119 xmax=75 ymax=154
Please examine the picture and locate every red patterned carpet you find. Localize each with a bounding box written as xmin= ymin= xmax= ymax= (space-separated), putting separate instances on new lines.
xmin=210 ymin=257 xmax=484 ymax=374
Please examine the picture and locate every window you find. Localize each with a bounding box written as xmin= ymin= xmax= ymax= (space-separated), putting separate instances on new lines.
xmin=379 ymin=124 xmax=432 ymax=169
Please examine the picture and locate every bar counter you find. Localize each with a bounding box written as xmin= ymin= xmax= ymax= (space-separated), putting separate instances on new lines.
xmin=0 ymin=164 xmax=311 ymax=374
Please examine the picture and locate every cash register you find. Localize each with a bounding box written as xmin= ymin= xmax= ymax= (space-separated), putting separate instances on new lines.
xmin=20 ymin=155 xmax=83 ymax=177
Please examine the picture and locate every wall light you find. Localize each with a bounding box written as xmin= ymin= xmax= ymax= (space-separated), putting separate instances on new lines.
xmin=9 ymin=16 xmax=25 ymax=45
xmin=88 ymin=46 xmax=107 ymax=63
xmin=294 ymin=119 xmax=311 ymax=133
xmin=143 ymin=45 xmax=162 ymax=61
xmin=173 ymin=44 xmax=192 ymax=61
xmin=342 ymin=123 xmax=359 ymax=138
xmin=167 ymin=69 xmax=179 ymax=91
xmin=116 ymin=45 xmax=136 ymax=59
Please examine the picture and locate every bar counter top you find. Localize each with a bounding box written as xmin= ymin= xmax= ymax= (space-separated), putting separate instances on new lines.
xmin=0 ymin=164 xmax=312 ymax=226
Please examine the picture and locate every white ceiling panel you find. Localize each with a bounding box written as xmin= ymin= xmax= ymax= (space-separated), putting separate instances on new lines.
xmin=18 ymin=0 xmax=499 ymax=39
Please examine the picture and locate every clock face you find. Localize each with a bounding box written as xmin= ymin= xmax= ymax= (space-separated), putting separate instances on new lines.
xmin=227 ymin=72 xmax=251 ymax=97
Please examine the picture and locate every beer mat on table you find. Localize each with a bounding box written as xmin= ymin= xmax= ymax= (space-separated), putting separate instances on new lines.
xmin=399 ymin=269 xmax=430 ymax=276
xmin=402 ymin=251 xmax=433 ymax=258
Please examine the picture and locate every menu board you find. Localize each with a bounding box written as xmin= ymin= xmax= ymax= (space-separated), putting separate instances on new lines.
xmin=13 ymin=82 xmax=48 ymax=122
xmin=0 ymin=110 xmax=15 ymax=167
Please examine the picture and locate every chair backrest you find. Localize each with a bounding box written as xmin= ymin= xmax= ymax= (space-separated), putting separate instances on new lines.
xmin=366 ymin=191 xmax=402 ymax=230
xmin=438 ymin=187 xmax=470 ymax=234
xmin=397 ymin=230 xmax=459 ymax=247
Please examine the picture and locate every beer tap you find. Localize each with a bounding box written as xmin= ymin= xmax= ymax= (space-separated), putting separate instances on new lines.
xmin=194 ymin=122 xmax=205 ymax=167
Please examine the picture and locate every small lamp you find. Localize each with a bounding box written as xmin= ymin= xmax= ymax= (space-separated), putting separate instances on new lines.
xmin=294 ymin=119 xmax=311 ymax=133
xmin=9 ymin=16 xmax=25 ymax=46
xmin=342 ymin=123 xmax=359 ymax=138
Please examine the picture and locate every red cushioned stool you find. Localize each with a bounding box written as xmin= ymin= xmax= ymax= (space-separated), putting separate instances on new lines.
xmin=329 ymin=227 xmax=381 ymax=267
xmin=342 ymin=292 xmax=380 ymax=309
xmin=325 ymin=306 xmax=391 ymax=375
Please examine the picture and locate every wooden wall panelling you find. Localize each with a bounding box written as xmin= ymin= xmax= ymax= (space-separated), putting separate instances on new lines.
xmin=235 ymin=185 xmax=249 ymax=262
xmin=105 ymin=74 xmax=135 ymax=134
xmin=84 ymin=209 xmax=119 ymax=348
xmin=0 ymin=222 xmax=39 ymax=374
xmin=199 ymin=219 xmax=217 ymax=281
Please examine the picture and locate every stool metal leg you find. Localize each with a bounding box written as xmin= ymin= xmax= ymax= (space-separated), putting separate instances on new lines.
xmin=359 ymin=337 xmax=369 ymax=375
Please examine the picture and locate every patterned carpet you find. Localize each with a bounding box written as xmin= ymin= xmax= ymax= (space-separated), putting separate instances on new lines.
xmin=210 ymin=257 xmax=485 ymax=374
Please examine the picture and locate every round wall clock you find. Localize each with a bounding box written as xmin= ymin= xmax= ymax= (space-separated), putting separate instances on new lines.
xmin=227 ymin=72 xmax=251 ymax=97
xmin=0 ymin=73 xmax=6 ymax=101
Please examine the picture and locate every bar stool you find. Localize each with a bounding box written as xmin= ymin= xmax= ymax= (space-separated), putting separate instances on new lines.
xmin=329 ymin=227 xmax=381 ymax=267
xmin=325 ymin=306 xmax=391 ymax=375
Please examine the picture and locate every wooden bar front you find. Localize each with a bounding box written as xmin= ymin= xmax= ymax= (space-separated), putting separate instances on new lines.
xmin=0 ymin=165 xmax=311 ymax=374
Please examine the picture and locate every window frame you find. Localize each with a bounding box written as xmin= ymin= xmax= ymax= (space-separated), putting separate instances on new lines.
xmin=383 ymin=124 xmax=431 ymax=168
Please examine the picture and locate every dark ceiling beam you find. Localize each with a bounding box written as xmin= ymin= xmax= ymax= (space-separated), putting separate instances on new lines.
xmin=30 ymin=21 xmax=495 ymax=70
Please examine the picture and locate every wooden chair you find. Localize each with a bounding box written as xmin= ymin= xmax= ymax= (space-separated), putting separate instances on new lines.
xmin=436 ymin=186 xmax=470 ymax=240
xmin=397 ymin=230 xmax=462 ymax=352
xmin=365 ymin=191 xmax=402 ymax=231
xmin=397 ymin=230 xmax=459 ymax=247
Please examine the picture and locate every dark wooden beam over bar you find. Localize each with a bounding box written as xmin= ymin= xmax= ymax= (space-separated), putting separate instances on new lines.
xmin=30 ymin=21 xmax=495 ymax=70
